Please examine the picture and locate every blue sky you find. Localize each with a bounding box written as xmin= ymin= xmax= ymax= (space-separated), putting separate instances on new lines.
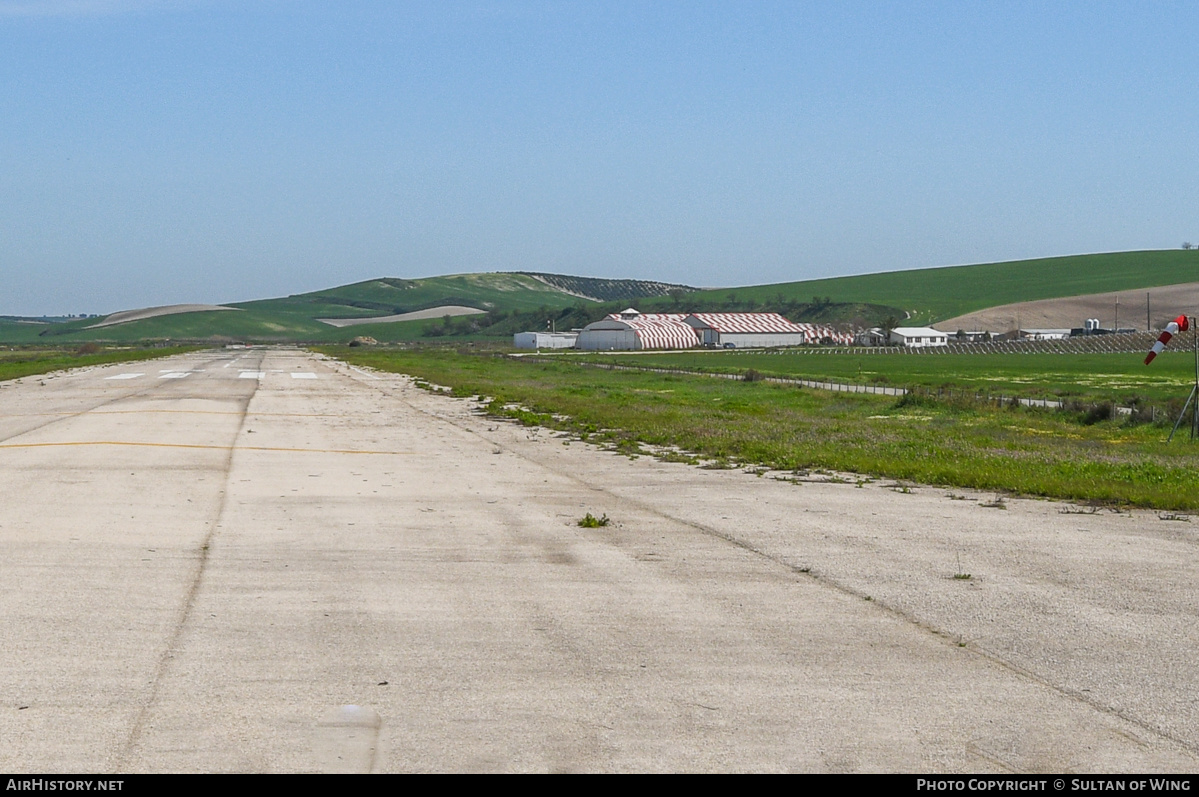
xmin=3 ymin=1 xmax=1197 ymax=315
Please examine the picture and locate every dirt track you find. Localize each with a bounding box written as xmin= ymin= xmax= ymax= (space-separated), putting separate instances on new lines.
xmin=2 ymin=348 xmax=1198 ymax=772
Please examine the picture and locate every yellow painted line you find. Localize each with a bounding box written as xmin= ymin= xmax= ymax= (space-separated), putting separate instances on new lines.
xmin=0 ymin=441 xmax=417 ymax=455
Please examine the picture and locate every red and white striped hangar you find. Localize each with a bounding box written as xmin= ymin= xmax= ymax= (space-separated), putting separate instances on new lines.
xmin=576 ymin=309 xmax=843 ymax=350
xmin=575 ymin=310 xmax=698 ymax=351
xmin=685 ymin=312 xmax=838 ymax=348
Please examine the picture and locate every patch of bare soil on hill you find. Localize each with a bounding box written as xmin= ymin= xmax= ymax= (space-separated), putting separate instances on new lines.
xmin=86 ymin=304 xmax=239 ymax=328
xmin=937 ymin=282 xmax=1199 ymax=333
xmin=317 ymin=305 xmax=486 ymax=327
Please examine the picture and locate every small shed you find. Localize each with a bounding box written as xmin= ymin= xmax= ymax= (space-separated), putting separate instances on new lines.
xmin=854 ymin=328 xmax=889 ymax=346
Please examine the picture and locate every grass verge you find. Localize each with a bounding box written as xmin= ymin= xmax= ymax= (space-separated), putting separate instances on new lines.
xmin=577 ymin=349 xmax=1199 ymax=405
xmin=318 ymin=346 xmax=1199 ymax=511
xmin=0 ymin=345 xmax=203 ymax=382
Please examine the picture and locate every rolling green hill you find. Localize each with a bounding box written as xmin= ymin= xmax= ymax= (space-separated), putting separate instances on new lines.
xmin=641 ymin=250 xmax=1199 ymax=325
xmin=235 ymin=273 xmax=594 ymax=320
xmin=0 ymin=318 xmax=53 ymax=344
xmin=9 ymin=250 xmax=1199 ymax=344
xmin=6 ymin=272 xmax=690 ymax=344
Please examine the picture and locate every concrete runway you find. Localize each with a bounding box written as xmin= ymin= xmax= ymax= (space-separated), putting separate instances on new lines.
xmin=2 ymin=348 xmax=1198 ymax=773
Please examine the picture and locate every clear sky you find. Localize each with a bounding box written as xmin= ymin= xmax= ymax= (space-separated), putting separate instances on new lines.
xmin=3 ymin=1 xmax=1197 ymax=316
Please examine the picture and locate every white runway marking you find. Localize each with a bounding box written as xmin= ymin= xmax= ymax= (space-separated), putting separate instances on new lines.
xmin=291 ymin=373 xmax=317 ymax=379
xmin=105 ymin=373 xmax=144 ymax=380
xmin=239 ymin=371 xmax=265 ymax=379
xmin=159 ymin=372 xmax=190 ymax=379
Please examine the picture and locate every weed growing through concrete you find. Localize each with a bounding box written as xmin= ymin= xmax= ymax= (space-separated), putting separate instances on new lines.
xmin=578 ymin=513 xmax=610 ymax=528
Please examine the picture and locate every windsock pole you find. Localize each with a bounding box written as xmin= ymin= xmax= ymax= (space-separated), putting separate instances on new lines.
xmin=1165 ymin=315 xmax=1199 ymax=442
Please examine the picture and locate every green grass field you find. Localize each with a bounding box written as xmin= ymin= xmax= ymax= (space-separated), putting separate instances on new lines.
xmin=320 ymin=346 xmax=1199 ymax=511
xmin=0 ymin=345 xmax=203 ymax=382
xmin=641 ymin=249 xmax=1199 ymax=325
xmin=576 ymin=348 xmax=1199 ymax=404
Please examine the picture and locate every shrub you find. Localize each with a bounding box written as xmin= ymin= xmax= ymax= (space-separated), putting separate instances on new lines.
xmin=1081 ymin=401 xmax=1115 ymax=425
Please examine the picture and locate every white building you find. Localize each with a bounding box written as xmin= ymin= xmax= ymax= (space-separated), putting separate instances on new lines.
xmin=889 ymin=327 xmax=949 ymax=348
xmin=512 ymin=331 xmax=578 ymax=349
xmin=1018 ymin=328 xmax=1071 ymax=341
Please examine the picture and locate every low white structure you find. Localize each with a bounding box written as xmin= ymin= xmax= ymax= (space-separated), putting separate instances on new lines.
xmin=513 ymin=331 xmax=578 ymax=350
xmin=1018 ymin=328 xmax=1071 ymax=341
xmin=889 ymin=327 xmax=948 ymax=348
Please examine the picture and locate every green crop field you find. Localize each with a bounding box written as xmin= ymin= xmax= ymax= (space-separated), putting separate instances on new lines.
xmin=576 ymin=348 xmax=1199 ymax=404
xmin=319 ymin=346 xmax=1199 ymax=511
xmin=642 ymin=249 xmax=1199 ymax=325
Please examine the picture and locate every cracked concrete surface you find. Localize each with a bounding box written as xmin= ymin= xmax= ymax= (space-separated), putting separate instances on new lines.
xmin=1 ymin=348 xmax=1197 ymax=773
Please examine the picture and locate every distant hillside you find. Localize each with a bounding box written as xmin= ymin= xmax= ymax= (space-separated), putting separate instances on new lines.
xmin=641 ymin=250 xmax=1199 ymax=326
xmin=5 ymin=271 xmax=687 ymax=344
xmin=235 ymin=273 xmax=586 ymax=320
xmin=938 ymin=281 xmax=1199 ymax=333
xmin=519 ymin=273 xmax=694 ymax=302
xmin=0 ymin=317 xmax=51 ymax=344
xmin=10 ymin=251 xmax=1199 ymax=344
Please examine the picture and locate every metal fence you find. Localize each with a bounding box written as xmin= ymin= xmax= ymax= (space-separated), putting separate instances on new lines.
xmin=572 ymin=360 xmax=1147 ymax=417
